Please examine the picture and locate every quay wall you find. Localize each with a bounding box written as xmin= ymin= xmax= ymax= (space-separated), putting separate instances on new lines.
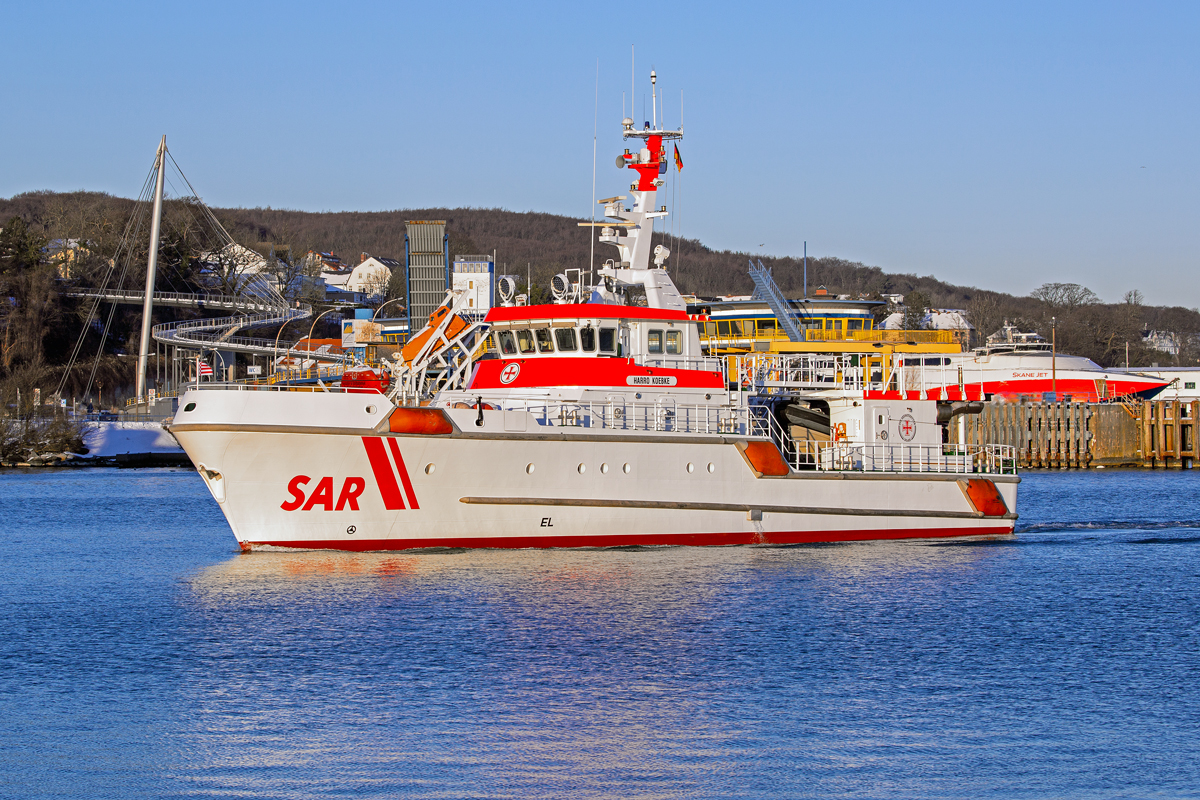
xmin=960 ymin=399 xmax=1198 ymax=469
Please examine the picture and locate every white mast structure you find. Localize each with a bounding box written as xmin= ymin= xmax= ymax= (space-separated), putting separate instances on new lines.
xmin=581 ymin=70 xmax=685 ymax=310
xmin=136 ymin=136 xmax=167 ymax=403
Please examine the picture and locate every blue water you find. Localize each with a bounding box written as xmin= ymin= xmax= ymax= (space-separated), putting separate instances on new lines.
xmin=1 ymin=469 xmax=1199 ymax=799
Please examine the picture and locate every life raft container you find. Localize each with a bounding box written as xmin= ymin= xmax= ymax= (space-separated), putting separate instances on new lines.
xmin=341 ymin=367 xmax=391 ymax=394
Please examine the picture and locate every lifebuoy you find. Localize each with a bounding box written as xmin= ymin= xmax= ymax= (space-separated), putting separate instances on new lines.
xmin=834 ymin=422 xmax=848 ymax=442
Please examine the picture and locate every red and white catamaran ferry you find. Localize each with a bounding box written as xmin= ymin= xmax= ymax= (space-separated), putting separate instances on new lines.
xmin=170 ymin=86 xmax=1019 ymax=551
xmin=890 ymin=323 xmax=1167 ymax=403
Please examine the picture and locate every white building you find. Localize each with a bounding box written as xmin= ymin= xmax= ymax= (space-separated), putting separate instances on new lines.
xmin=880 ymin=308 xmax=972 ymax=333
xmin=320 ymin=253 xmax=397 ymax=302
xmin=196 ymin=243 xmax=287 ymax=296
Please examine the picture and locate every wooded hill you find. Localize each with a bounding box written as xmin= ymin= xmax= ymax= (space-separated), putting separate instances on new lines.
xmin=2 ymin=190 xmax=1198 ymax=409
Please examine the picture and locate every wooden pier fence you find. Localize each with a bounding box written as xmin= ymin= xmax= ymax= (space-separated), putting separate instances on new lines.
xmin=959 ymin=399 xmax=1198 ymax=469
xmin=1138 ymin=399 xmax=1198 ymax=469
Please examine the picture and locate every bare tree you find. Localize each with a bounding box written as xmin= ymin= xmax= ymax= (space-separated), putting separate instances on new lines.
xmin=1031 ymin=282 xmax=1099 ymax=309
xmin=964 ymin=292 xmax=1005 ymax=345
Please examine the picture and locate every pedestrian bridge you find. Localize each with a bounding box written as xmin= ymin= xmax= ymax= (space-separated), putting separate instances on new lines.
xmin=68 ymin=288 xmax=346 ymax=363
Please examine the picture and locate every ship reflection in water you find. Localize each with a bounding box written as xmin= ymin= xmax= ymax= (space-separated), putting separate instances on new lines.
xmin=3 ymin=468 xmax=1200 ymax=799
xmin=179 ymin=542 xmax=1013 ymax=797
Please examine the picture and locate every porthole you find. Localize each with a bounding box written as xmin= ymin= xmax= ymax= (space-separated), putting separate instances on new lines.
xmin=622 ymin=463 xmax=631 ymax=474
xmin=707 ymin=462 xmax=715 ymax=473
xmin=577 ymin=463 xmax=586 ymax=474
xmin=424 ymin=463 xmax=435 ymax=475
xmin=686 ymin=462 xmax=695 ymax=473
xmin=183 ymin=402 xmax=196 ymax=412
xmin=526 ymin=463 xmax=535 ymax=474
xmin=600 ymin=463 xmax=609 ymax=474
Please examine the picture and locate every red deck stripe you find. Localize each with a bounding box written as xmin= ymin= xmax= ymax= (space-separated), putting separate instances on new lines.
xmin=245 ymin=524 xmax=1015 ymax=552
xmin=386 ymin=437 xmax=420 ymax=510
xmin=361 ymin=437 xmax=406 ymax=511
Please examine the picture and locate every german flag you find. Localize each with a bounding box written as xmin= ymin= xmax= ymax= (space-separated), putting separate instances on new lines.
xmin=674 ymin=144 xmax=683 ymax=172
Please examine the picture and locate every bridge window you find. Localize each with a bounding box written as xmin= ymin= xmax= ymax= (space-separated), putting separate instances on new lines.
xmin=555 ymin=327 xmax=578 ymax=352
xmin=599 ymin=327 xmax=617 ymax=353
xmin=666 ymin=330 xmax=682 ymax=355
xmin=848 ymin=319 xmax=864 ymax=331
xmin=535 ymin=328 xmax=554 ymax=353
xmin=648 ymin=330 xmax=664 ymax=354
xmin=516 ymin=329 xmax=536 ymax=354
xmin=717 ymin=320 xmax=743 ymax=336
xmin=580 ymin=326 xmax=596 ymax=352
xmin=497 ymin=331 xmax=517 ymax=355
xmin=757 ymin=319 xmax=778 ymax=335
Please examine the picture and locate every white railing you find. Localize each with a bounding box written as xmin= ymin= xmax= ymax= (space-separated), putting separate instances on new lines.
xmin=785 ymin=440 xmax=1018 ymax=475
xmin=186 ymin=376 xmax=356 ymax=393
xmin=514 ymin=400 xmax=761 ymax=437
xmin=149 ymin=304 xmax=351 ymax=362
xmin=733 ymin=353 xmax=991 ymax=399
xmin=67 ymin=288 xmax=284 ymax=313
xmin=736 ymin=353 xmax=868 ymax=392
xmin=635 ymin=355 xmax=724 ymax=372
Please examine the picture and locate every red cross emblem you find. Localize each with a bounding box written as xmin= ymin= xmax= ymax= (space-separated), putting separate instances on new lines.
xmin=500 ymin=362 xmax=521 ymax=384
xmin=898 ymin=414 xmax=916 ymax=441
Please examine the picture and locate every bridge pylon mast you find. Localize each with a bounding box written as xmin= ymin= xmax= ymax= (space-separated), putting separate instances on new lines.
xmin=136 ymin=136 xmax=167 ymax=402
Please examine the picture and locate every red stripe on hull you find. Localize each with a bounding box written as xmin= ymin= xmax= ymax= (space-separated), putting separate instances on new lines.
xmin=244 ymin=525 xmax=1016 ymax=552
xmin=386 ymin=438 xmax=420 ymax=510
xmin=361 ymin=437 xmax=406 ymax=510
xmin=867 ymin=376 xmax=1166 ymax=403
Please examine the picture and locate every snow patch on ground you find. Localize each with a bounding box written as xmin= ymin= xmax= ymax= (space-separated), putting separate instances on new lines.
xmin=84 ymin=422 xmax=184 ymax=457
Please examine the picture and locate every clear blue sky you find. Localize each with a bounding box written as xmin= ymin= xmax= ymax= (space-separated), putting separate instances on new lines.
xmin=3 ymin=1 xmax=1197 ymax=306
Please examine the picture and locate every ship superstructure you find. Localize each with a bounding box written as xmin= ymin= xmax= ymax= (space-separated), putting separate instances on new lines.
xmin=169 ymin=71 xmax=1018 ymax=551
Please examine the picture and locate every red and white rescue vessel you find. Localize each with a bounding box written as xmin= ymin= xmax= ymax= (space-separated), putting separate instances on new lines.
xmin=170 ymin=77 xmax=1019 ymax=551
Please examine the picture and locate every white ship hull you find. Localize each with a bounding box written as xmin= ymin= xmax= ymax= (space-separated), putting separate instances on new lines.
xmin=172 ymin=389 xmax=1017 ymax=551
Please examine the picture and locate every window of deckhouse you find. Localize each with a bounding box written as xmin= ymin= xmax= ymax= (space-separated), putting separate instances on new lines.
xmin=580 ymin=326 xmax=596 ymax=352
xmin=666 ymin=330 xmax=682 ymax=355
xmin=648 ymin=330 xmax=664 ymax=354
xmin=535 ymin=328 xmax=555 ymax=353
xmin=599 ymin=328 xmax=616 ymax=353
xmin=555 ymin=327 xmax=578 ymax=352
xmin=497 ymin=331 xmax=517 ymax=355
xmin=516 ymin=329 xmax=536 ymax=354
